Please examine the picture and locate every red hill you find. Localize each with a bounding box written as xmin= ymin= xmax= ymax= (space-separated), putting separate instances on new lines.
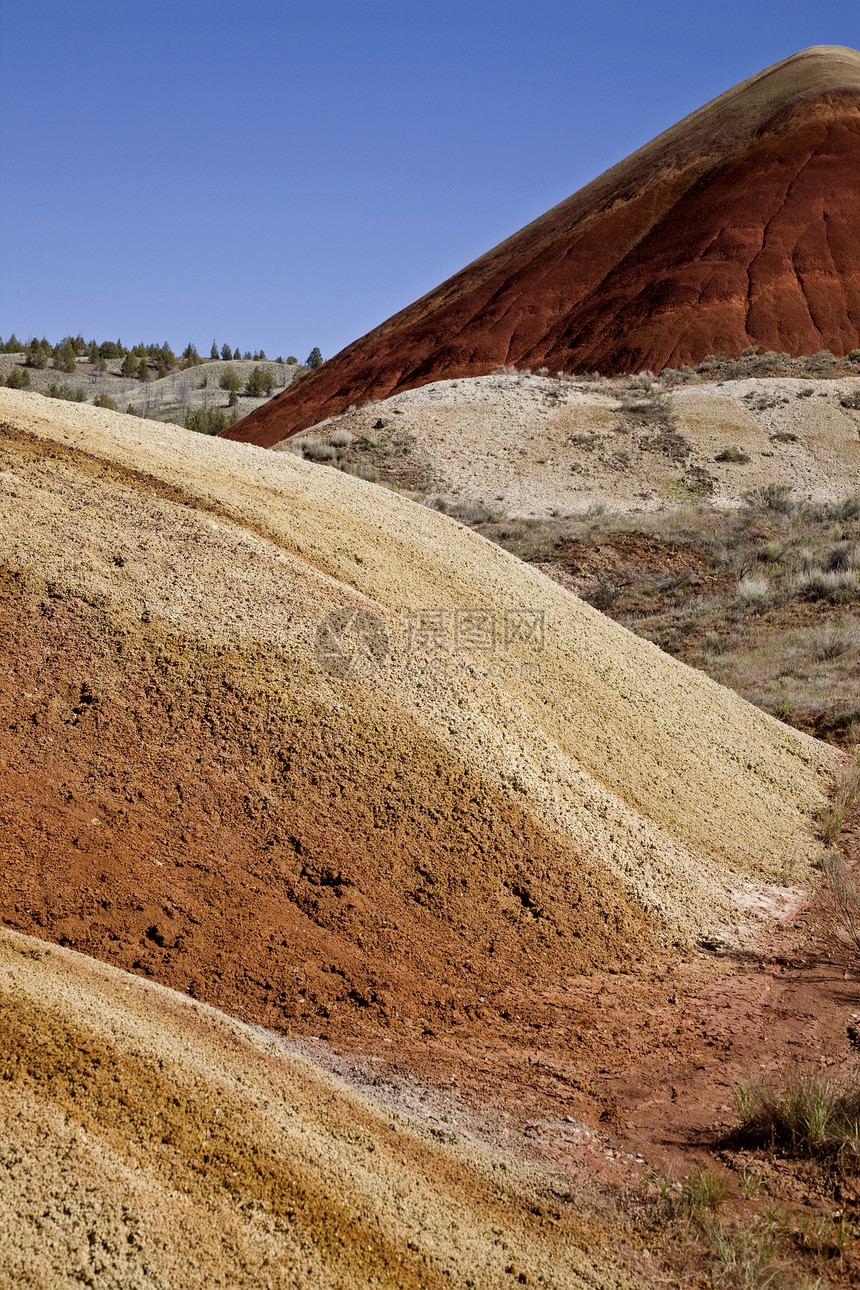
xmin=224 ymin=46 xmax=860 ymax=447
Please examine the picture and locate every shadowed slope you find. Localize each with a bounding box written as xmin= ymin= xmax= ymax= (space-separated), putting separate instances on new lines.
xmin=0 ymin=926 xmax=633 ymax=1289
xmin=223 ymin=46 xmax=860 ymax=447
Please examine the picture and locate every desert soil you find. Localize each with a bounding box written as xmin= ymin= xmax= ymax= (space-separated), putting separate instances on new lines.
xmin=0 ymin=387 xmax=854 ymax=1285
xmin=281 ymin=371 xmax=860 ymax=516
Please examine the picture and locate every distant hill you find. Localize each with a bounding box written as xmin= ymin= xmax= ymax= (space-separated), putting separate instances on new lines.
xmin=0 ymin=353 xmax=303 ymax=429
xmin=224 ymin=45 xmax=860 ymax=447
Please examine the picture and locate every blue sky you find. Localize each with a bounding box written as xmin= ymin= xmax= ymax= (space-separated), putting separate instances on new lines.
xmin=1 ymin=1 xmax=858 ymax=361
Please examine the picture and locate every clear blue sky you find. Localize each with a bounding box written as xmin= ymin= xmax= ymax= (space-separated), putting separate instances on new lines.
xmin=1 ymin=1 xmax=857 ymax=361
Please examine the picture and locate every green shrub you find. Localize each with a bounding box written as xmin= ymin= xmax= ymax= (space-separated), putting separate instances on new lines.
xmin=219 ymin=365 xmax=241 ymax=395
xmin=742 ymin=484 xmax=795 ymax=514
xmin=184 ymin=407 xmax=237 ymax=435
xmin=93 ymin=393 xmax=118 ymax=410
xmin=4 ymin=367 xmax=30 ymax=389
xmin=244 ymin=365 xmax=276 ymax=397
xmin=796 ymin=568 xmax=859 ymax=603
xmin=26 ymin=340 xmax=49 ymax=369
xmin=46 ymin=383 xmax=85 ymax=402
xmin=825 ymin=542 xmax=859 ymax=572
xmin=681 ymin=1167 xmax=728 ymax=1215
xmin=736 ymin=576 xmax=770 ymax=602
xmin=716 ymin=445 xmax=749 ymax=463
xmin=301 ymin=437 xmax=336 ymax=461
xmin=755 ymin=541 xmax=784 ymax=563
xmin=803 ymin=349 xmax=838 ymax=370
xmin=619 ymin=373 xmax=674 ymax=419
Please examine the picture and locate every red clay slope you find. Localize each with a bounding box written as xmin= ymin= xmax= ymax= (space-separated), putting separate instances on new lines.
xmin=224 ymin=46 xmax=860 ymax=448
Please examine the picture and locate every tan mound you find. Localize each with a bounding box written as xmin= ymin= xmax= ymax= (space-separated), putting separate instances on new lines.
xmin=0 ymin=925 xmax=634 ymax=1289
xmin=278 ymin=372 xmax=860 ymax=516
xmin=223 ymin=45 xmax=860 ymax=446
xmin=0 ymin=388 xmax=838 ymax=1045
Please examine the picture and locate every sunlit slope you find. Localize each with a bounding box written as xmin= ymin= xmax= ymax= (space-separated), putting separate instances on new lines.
xmin=274 ymin=372 xmax=860 ymax=517
xmin=224 ymin=45 xmax=860 ymax=444
xmin=0 ymin=925 xmax=632 ymax=1290
xmin=0 ymin=387 xmax=835 ymax=944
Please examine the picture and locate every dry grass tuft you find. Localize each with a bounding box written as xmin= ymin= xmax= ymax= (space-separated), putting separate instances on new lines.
xmin=733 ymin=1069 xmax=860 ymax=1162
xmin=816 ymin=761 xmax=860 ymax=844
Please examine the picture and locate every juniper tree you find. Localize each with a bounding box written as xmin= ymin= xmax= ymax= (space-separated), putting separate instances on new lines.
xmin=27 ymin=339 xmax=48 ymax=368
xmin=219 ymin=365 xmax=242 ymax=397
xmin=55 ymin=340 xmax=77 ymax=374
xmin=244 ymin=365 xmax=276 ymax=398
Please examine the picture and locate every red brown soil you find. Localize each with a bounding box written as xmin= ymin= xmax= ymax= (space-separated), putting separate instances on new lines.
xmin=0 ymin=565 xmax=654 ymax=1055
xmin=5 ymin=562 xmax=860 ymax=1207
xmin=223 ymin=46 xmax=860 ymax=448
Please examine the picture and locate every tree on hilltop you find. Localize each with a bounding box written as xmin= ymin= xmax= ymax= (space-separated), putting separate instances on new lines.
xmin=26 ymin=339 xmax=48 ymax=368
xmin=210 ymin=340 xmax=219 ymax=359
xmin=181 ymin=343 xmax=203 ymax=370
xmin=55 ymin=339 xmax=77 ymax=374
xmin=306 ymin=347 xmax=323 ymax=369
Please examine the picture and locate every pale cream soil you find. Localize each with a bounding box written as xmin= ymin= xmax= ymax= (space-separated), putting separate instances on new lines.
xmin=0 ymin=387 xmax=838 ymax=941
xmin=0 ymin=385 xmax=846 ymax=1288
xmin=285 ymin=373 xmax=860 ymax=516
xmin=0 ymin=925 xmax=635 ymax=1290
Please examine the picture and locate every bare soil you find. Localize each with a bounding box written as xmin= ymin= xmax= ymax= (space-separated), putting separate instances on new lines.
xmin=0 ymin=388 xmax=854 ymax=1286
